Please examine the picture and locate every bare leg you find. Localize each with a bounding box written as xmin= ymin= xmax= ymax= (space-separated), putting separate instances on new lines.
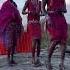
xmin=35 ymin=39 xmax=42 ymax=66
xmin=32 ymin=39 xmax=42 ymax=67
xmin=59 ymin=42 xmax=66 ymax=70
xmin=37 ymin=39 xmax=41 ymax=59
xmin=7 ymin=47 xmax=11 ymax=64
xmin=10 ymin=31 xmax=17 ymax=64
xmin=11 ymin=25 xmax=17 ymax=64
xmin=11 ymin=46 xmax=15 ymax=63
xmin=47 ymin=40 xmax=58 ymax=70
xmin=32 ymin=39 xmax=36 ymax=64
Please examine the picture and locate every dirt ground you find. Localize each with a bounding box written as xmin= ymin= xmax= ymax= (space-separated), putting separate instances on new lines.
xmin=0 ymin=48 xmax=70 ymax=70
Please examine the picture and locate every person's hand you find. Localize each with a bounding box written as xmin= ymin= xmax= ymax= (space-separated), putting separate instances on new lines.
xmin=41 ymin=10 xmax=47 ymax=16
xmin=22 ymin=11 xmax=28 ymax=15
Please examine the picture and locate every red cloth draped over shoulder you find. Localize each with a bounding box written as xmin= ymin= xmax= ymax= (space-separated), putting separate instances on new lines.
xmin=0 ymin=1 xmax=32 ymax=55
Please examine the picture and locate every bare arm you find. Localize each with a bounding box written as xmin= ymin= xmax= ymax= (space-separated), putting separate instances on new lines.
xmin=41 ymin=0 xmax=47 ymax=15
xmin=63 ymin=0 xmax=67 ymax=13
xmin=22 ymin=0 xmax=29 ymax=14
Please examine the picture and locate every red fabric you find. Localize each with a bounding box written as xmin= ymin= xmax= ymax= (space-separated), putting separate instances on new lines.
xmin=26 ymin=0 xmax=41 ymax=21
xmin=0 ymin=0 xmax=41 ymax=55
xmin=27 ymin=23 xmax=41 ymax=39
xmin=16 ymin=32 xmax=32 ymax=53
xmin=0 ymin=0 xmax=22 ymax=32
xmin=47 ymin=13 xmax=68 ymax=41
xmin=47 ymin=0 xmax=66 ymax=11
xmin=0 ymin=32 xmax=32 ymax=55
xmin=26 ymin=0 xmax=41 ymax=39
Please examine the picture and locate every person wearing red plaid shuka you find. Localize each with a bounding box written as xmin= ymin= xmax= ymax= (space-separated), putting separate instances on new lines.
xmin=0 ymin=0 xmax=22 ymax=65
xmin=22 ymin=0 xmax=42 ymax=66
xmin=42 ymin=0 xmax=67 ymax=70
